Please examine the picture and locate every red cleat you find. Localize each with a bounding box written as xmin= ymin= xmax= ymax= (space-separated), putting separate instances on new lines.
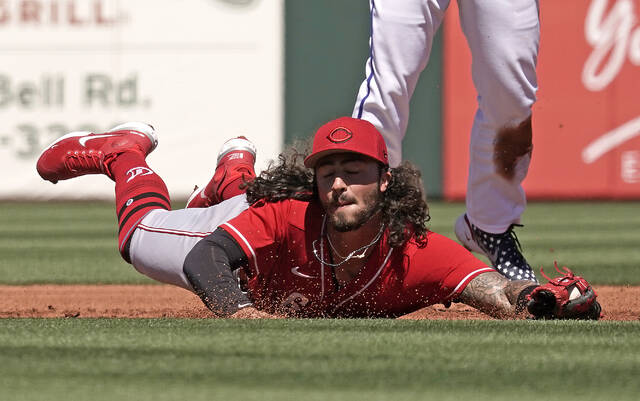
xmin=186 ymin=136 xmax=257 ymax=208
xmin=36 ymin=122 xmax=158 ymax=183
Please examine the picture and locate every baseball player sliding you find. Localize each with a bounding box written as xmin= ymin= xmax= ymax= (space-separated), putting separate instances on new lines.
xmin=353 ymin=0 xmax=539 ymax=282
xmin=36 ymin=118 xmax=600 ymax=320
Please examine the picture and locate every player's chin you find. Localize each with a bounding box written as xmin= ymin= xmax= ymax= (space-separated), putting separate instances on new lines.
xmin=329 ymin=210 xmax=366 ymax=232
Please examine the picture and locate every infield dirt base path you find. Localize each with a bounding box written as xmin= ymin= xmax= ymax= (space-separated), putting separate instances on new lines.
xmin=1 ymin=285 xmax=638 ymax=320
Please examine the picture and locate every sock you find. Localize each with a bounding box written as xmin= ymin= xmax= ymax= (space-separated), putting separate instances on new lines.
xmin=108 ymin=151 xmax=171 ymax=262
xmin=186 ymin=163 xmax=255 ymax=208
xmin=220 ymin=176 xmax=249 ymax=200
xmin=206 ymin=167 xmax=254 ymax=202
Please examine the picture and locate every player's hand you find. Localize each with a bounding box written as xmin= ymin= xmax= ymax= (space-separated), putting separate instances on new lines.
xmin=230 ymin=306 xmax=281 ymax=319
xmin=527 ymin=263 xmax=602 ymax=320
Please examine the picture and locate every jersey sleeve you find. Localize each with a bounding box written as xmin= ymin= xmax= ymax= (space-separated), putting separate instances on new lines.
xmin=219 ymin=200 xmax=289 ymax=278
xmin=405 ymin=232 xmax=494 ymax=304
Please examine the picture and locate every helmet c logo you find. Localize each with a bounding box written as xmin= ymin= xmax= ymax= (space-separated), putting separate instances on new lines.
xmin=328 ymin=127 xmax=353 ymax=143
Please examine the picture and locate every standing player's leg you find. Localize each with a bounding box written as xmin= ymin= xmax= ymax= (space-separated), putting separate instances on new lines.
xmin=186 ymin=136 xmax=257 ymax=208
xmin=352 ymin=0 xmax=451 ymax=167
xmin=453 ymin=0 xmax=539 ymax=282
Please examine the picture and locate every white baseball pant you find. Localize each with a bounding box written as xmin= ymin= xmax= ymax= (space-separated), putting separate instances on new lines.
xmin=353 ymin=0 xmax=540 ymax=233
xmin=128 ymin=195 xmax=249 ymax=290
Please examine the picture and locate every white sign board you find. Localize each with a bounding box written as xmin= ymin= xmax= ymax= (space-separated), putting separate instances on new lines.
xmin=0 ymin=0 xmax=283 ymax=200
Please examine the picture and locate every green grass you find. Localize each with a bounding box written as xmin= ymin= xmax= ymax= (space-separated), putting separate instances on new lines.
xmin=0 ymin=201 xmax=151 ymax=284
xmin=2 ymin=202 xmax=639 ymax=401
xmin=1 ymin=201 xmax=639 ymax=285
xmin=1 ymin=319 xmax=639 ymax=401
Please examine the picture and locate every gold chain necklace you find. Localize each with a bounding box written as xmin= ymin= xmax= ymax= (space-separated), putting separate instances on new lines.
xmin=312 ymin=215 xmax=384 ymax=267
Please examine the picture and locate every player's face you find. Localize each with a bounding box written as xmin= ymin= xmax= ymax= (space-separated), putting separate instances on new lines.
xmin=315 ymin=153 xmax=390 ymax=232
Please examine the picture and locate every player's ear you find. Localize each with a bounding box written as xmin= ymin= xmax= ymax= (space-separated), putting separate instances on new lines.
xmin=379 ymin=169 xmax=391 ymax=193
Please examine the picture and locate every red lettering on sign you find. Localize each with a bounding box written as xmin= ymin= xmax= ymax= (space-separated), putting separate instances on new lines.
xmin=0 ymin=0 xmax=120 ymax=26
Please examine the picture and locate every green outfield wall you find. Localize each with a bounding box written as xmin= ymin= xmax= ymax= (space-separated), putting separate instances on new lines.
xmin=285 ymin=0 xmax=444 ymax=198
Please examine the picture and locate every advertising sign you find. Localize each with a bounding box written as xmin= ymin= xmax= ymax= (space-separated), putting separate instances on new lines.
xmin=443 ymin=0 xmax=640 ymax=199
xmin=0 ymin=0 xmax=283 ymax=199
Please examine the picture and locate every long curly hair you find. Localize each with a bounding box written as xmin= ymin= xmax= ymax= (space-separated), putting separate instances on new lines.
xmin=244 ymin=144 xmax=430 ymax=248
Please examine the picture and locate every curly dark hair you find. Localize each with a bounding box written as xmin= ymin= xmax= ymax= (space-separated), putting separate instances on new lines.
xmin=244 ymin=145 xmax=430 ymax=248
xmin=245 ymin=147 xmax=315 ymax=204
xmin=379 ymin=161 xmax=430 ymax=247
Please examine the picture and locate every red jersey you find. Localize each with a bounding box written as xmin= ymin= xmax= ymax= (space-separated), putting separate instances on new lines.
xmin=221 ymin=199 xmax=492 ymax=317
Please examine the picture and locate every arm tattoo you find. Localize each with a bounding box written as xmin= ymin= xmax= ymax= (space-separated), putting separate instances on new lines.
xmin=458 ymin=272 xmax=538 ymax=319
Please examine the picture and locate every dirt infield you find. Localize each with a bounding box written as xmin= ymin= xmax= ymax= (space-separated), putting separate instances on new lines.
xmin=1 ymin=285 xmax=638 ymax=320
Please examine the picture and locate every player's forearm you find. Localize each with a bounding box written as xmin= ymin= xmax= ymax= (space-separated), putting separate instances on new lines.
xmin=183 ymin=231 xmax=252 ymax=317
xmin=459 ymin=271 xmax=538 ymax=319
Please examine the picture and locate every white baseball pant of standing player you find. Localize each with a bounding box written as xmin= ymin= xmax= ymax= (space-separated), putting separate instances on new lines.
xmin=352 ymin=0 xmax=540 ymax=282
